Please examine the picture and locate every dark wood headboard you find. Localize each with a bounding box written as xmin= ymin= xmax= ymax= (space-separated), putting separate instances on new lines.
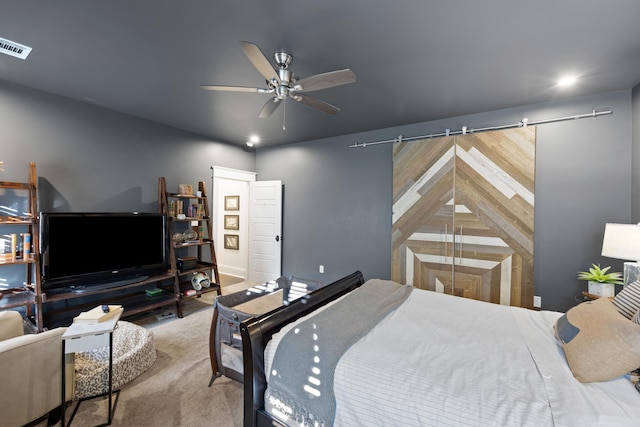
xmin=239 ymin=271 xmax=365 ymax=427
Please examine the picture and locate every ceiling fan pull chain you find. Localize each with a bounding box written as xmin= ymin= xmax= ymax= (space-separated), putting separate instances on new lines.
xmin=283 ymin=99 xmax=286 ymax=130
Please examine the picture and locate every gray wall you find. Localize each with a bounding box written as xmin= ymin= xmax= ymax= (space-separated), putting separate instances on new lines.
xmin=0 ymin=80 xmax=254 ymax=288
xmin=257 ymin=90 xmax=633 ymax=312
xmin=633 ymin=83 xmax=640 ymax=221
xmin=256 ymin=134 xmax=393 ymax=286
xmin=0 ymin=80 xmax=255 ymax=211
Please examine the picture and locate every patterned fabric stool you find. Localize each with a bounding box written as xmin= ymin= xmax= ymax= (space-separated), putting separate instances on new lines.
xmin=74 ymin=321 xmax=156 ymax=400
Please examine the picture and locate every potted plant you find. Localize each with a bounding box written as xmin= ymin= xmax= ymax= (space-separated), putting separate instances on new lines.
xmin=577 ymin=263 xmax=624 ymax=297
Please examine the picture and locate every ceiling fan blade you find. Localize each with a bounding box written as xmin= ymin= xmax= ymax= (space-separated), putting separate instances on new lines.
xmin=295 ymin=69 xmax=356 ymax=92
xmin=258 ymin=97 xmax=282 ymax=118
xmin=200 ymin=85 xmax=267 ymax=93
xmin=292 ymin=93 xmax=340 ymax=115
xmin=239 ymin=41 xmax=280 ymax=84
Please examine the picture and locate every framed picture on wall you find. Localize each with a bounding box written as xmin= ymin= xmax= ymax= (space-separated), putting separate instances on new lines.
xmin=224 ymin=234 xmax=239 ymax=250
xmin=224 ymin=215 xmax=239 ymax=230
xmin=225 ymin=195 xmax=240 ymax=211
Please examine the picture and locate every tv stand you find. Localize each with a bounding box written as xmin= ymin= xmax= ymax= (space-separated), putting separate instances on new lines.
xmin=41 ymin=272 xmax=177 ymax=328
xmin=69 ymin=275 xmax=150 ymax=293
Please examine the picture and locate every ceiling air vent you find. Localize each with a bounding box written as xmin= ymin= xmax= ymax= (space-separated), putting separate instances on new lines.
xmin=0 ymin=37 xmax=32 ymax=60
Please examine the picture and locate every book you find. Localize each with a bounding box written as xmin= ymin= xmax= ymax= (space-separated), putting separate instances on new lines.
xmin=73 ymin=305 xmax=123 ymax=324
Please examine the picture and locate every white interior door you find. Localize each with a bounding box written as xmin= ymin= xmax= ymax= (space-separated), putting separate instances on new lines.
xmin=248 ymin=181 xmax=282 ymax=283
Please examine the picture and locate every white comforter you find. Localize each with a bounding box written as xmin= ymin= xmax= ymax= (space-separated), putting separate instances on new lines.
xmin=266 ymin=287 xmax=640 ymax=426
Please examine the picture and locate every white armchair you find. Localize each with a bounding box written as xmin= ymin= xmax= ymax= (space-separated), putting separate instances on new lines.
xmin=0 ymin=311 xmax=73 ymax=427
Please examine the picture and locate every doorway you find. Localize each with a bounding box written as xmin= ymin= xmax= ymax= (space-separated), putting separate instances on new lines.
xmin=212 ymin=167 xmax=282 ymax=282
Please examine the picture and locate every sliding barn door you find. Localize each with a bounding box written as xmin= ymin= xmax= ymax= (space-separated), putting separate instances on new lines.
xmin=392 ymin=127 xmax=536 ymax=308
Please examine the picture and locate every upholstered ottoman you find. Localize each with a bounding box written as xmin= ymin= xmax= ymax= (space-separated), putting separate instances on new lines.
xmin=74 ymin=321 xmax=156 ymax=400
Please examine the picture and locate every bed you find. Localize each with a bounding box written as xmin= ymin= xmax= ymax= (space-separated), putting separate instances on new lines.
xmin=240 ymin=271 xmax=640 ymax=426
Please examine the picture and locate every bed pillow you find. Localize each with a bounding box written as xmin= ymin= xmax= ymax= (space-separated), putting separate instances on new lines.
xmin=554 ymin=297 xmax=640 ymax=383
xmin=612 ymin=280 xmax=640 ymax=319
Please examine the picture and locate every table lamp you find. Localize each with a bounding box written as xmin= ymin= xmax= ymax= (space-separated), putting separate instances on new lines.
xmin=601 ymin=223 xmax=640 ymax=286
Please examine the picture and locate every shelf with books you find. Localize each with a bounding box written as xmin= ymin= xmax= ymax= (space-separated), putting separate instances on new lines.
xmin=0 ymin=162 xmax=42 ymax=330
xmin=159 ymin=177 xmax=221 ymax=310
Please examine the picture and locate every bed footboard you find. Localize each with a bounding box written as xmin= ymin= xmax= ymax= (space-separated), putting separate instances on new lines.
xmin=240 ymin=271 xmax=365 ymax=427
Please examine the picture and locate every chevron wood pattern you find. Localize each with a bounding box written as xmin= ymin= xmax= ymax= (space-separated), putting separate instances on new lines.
xmin=392 ymin=128 xmax=536 ymax=308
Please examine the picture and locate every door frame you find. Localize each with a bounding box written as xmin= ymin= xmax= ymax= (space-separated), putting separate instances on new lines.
xmin=212 ymin=166 xmax=256 ymax=279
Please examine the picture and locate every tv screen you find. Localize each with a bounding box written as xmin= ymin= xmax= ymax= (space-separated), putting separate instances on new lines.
xmin=40 ymin=212 xmax=168 ymax=292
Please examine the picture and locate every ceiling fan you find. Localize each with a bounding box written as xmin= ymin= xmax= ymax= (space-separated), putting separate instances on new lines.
xmin=201 ymin=41 xmax=356 ymax=119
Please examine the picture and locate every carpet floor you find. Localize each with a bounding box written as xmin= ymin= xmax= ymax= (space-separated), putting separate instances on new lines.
xmin=61 ymin=275 xmax=252 ymax=427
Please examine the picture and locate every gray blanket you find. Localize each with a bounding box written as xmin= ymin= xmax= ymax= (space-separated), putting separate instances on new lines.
xmin=265 ymin=279 xmax=413 ymax=426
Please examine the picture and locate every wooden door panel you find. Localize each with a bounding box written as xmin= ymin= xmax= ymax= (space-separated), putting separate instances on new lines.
xmin=416 ymin=261 xmax=452 ymax=293
xmin=392 ymin=136 xmax=455 ymax=286
xmin=392 ymin=157 xmax=454 ymax=250
xmin=392 ymin=128 xmax=535 ymax=308
xmin=454 ymin=129 xmax=535 ymax=308
xmin=451 ymin=271 xmax=483 ymax=300
xmin=393 ymin=136 xmax=456 ymax=198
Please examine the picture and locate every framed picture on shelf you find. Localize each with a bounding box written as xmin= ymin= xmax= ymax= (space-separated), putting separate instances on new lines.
xmin=225 ymin=195 xmax=240 ymax=210
xmin=178 ymin=184 xmax=193 ymax=196
xmin=224 ymin=215 xmax=239 ymax=230
xmin=224 ymin=234 xmax=239 ymax=250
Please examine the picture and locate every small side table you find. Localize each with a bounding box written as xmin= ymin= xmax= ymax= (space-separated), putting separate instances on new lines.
xmin=61 ymin=311 xmax=122 ymax=427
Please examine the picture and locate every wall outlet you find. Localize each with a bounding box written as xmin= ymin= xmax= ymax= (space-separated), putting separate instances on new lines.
xmin=319 ymin=265 xmax=324 ymax=274
xmin=533 ymin=295 xmax=541 ymax=308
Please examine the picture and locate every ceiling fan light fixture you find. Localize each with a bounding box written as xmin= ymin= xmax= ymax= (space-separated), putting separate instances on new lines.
xmin=274 ymin=52 xmax=293 ymax=69
xmin=201 ymin=41 xmax=355 ymax=119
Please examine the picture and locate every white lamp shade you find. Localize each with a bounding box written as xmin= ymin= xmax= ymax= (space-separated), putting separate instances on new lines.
xmin=601 ymin=223 xmax=640 ymax=261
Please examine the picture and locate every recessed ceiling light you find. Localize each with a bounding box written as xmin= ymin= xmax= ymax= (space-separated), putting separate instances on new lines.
xmin=558 ymin=76 xmax=577 ymax=87
xmin=246 ymin=135 xmax=260 ymax=147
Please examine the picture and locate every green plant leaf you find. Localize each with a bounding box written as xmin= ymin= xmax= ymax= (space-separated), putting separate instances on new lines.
xmin=577 ymin=263 xmax=624 ymax=284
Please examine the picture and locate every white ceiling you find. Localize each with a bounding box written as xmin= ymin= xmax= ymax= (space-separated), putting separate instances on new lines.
xmin=1 ymin=1 xmax=640 ymax=148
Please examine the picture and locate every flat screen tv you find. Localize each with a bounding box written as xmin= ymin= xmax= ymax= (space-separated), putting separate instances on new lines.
xmin=40 ymin=212 xmax=168 ymax=293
